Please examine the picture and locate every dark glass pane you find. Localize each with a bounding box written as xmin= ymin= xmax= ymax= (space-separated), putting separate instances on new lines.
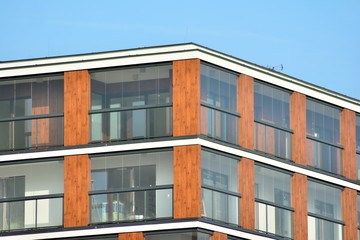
xmin=254 ymin=81 xmax=290 ymax=128
xmin=306 ymin=99 xmax=340 ymax=144
xmin=308 ymin=180 xmax=342 ymax=221
xmin=254 ymin=122 xmax=292 ymax=159
xmin=200 ymin=64 xmax=238 ymax=113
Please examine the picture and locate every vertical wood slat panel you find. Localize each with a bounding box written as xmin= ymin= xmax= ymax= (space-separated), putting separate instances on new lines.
xmin=174 ymin=145 xmax=201 ymax=218
xmin=211 ymin=232 xmax=227 ymax=240
xmin=64 ymin=155 xmax=90 ymax=227
xmin=118 ymin=232 xmax=144 ymax=240
xmin=239 ymin=158 xmax=254 ymax=230
xmin=238 ymin=74 xmax=254 ymax=150
xmin=292 ymin=173 xmax=308 ymax=240
xmin=63 ymin=70 xmax=91 ymax=227
xmin=64 ymin=70 xmax=90 ymax=146
xmin=342 ymin=188 xmax=358 ymax=240
xmin=173 ymin=59 xmax=201 ymax=136
xmin=341 ymin=109 xmax=357 ymax=180
xmin=290 ymin=92 xmax=307 ymax=166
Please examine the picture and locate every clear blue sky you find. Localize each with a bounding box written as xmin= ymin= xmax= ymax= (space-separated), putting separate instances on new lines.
xmin=1 ymin=1 xmax=359 ymax=100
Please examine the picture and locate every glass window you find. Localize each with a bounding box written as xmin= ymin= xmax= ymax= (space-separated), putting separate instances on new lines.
xmin=254 ymin=81 xmax=290 ymax=128
xmin=308 ymin=180 xmax=343 ymax=240
xmin=90 ymin=150 xmax=173 ymax=223
xmin=0 ymin=75 xmax=64 ymax=151
xmin=254 ymin=81 xmax=292 ymax=160
xmin=200 ymin=63 xmax=239 ymax=144
xmin=0 ymin=160 xmax=64 ymax=231
xmin=306 ymin=99 xmax=342 ymax=175
xmin=90 ymin=64 xmax=172 ymax=142
xmin=201 ymin=149 xmax=239 ymax=225
xmin=254 ymin=165 xmax=293 ymax=238
xmin=306 ymin=99 xmax=340 ymax=144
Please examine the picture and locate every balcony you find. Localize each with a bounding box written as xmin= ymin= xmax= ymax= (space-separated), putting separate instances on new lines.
xmin=0 ymin=115 xmax=64 ymax=152
xmin=255 ymin=199 xmax=293 ymax=239
xmin=90 ymin=186 xmax=173 ymax=224
xmin=0 ymin=194 xmax=63 ymax=232
xmin=308 ymin=215 xmax=343 ymax=240
xmin=306 ymin=138 xmax=342 ymax=175
xmin=90 ymin=105 xmax=172 ymax=142
xmin=201 ymin=187 xmax=239 ymax=226
xmin=254 ymin=121 xmax=292 ymax=160
xmin=200 ymin=104 xmax=239 ymax=145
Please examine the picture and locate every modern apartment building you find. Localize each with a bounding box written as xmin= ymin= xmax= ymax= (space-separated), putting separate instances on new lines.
xmin=0 ymin=43 xmax=359 ymax=240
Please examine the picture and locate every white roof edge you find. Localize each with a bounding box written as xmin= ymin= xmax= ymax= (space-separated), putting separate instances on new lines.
xmin=0 ymin=43 xmax=359 ymax=111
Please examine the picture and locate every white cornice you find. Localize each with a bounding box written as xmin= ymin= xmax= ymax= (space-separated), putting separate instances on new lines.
xmin=1 ymin=138 xmax=359 ymax=192
xmin=0 ymin=43 xmax=359 ymax=112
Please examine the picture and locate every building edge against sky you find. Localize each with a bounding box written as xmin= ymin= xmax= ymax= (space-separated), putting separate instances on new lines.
xmin=0 ymin=43 xmax=359 ymax=240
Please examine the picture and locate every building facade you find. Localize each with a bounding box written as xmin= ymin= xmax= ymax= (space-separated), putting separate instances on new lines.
xmin=0 ymin=43 xmax=359 ymax=240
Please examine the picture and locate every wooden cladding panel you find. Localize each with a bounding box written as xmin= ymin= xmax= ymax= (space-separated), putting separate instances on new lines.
xmin=211 ymin=232 xmax=227 ymax=240
xmin=173 ymin=59 xmax=201 ymax=136
xmin=238 ymin=74 xmax=254 ymax=150
xmin=290 ymin=92 xmax=307 ymax=166
xmin=174 ymin=145 xmax=201 ymax=218
xmin=64 ymin=70 xmax=90 ymax=146
xmin=292 ymin=173 xmax=308 ymax=240
xmin=239 ymin=158 xmax=254 ymax=229
xmin=64 ymin=155 xmax=90 ymax=227
xmin=342 ymin=188 xmax=358 ymax=240
xmin=118 ymin=232 xmax=144 ymax=240
xmin=341 ymin=109 xmax=357 ymax=180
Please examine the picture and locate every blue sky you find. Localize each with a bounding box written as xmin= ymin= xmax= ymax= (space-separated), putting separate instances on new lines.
xmin=1 ymin=1 xmax=359 ymax=100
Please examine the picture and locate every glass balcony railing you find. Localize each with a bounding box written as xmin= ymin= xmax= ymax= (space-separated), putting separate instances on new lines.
xmin=89 ymin=187 xmax=173 ymax=224
xmin=0 ymin=194 xmax=63 ymax=232
xmin=200 ymin=105 xmax=239 ymax=145
xmin=201 ymin=187 xmax=239 ymax=225
xmin=0 ymin=116 xmax=64 ymax=152
xmin=306 ymin=138 xmax=342 ymax=175
xmin=308 ymin=215 xmax=343 ymax=240
xmin=254 ymin=122 xmax=292 ymax=160
xmin=90 ymin=106 xmax=172 ymax=142
xmin=255 ymin=200 xmax=293 ymax=239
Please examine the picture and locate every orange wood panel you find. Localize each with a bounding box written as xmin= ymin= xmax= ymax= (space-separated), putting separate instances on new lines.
xmin=267 ymin=126 xmax=275 ymax=155
xmin=292 ymin=173 xmax=308 ymax=240
xmin=64 ymin=154 xmax=90 ymax=227
xmin=290 ymin=92 xmax=307 ymax=166
xmin=211 ymin=232 xmax=227 ymax=240
xmin=32 ymin=82 xmax=50 ymax=146
xmin=238 ymin=74 xmax=254 ymax=150
xmin=341 ymin=109 xmax=357 ymax=180
xmin=118 ymin=232 xmax=144 ymax=240
xmin=174 ymin=145 xmax=201 ymax=218
xmin=64 ymin=70 xmax=90 ymax=146
xmin=173 ymin=59 xmax=201 ymax=136
xmin=239 ymin=157 xmax=254 ymax=229
xmin=342 ymin=188 xmax=358 ymax=240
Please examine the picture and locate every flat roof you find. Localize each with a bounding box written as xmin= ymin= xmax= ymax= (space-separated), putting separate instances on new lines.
xmin=0 ymin=43 xmax=359 ymax=112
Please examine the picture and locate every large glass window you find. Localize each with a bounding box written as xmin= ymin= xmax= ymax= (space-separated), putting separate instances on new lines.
xmin=306 ymin=99 xmax=342 ymax=175
xmin=0 ymin=75 xmax=64 ymax=151
xmin=254 ymin=81 xmax=292 ymax=160
xmin=0 ymin=160 xmax=64 ymax=231
xmin=200 ymin=63 xmax=239 ymax=144
xmin=254 ymin=165 xmax=293 ymax=238
xmin=90 ymin=64 xmax=172 ymax=142
xmin=201 ymin=149 xmax=239 ymax=225
xmin=356 ymin=115 xmax=360 ymax=180
xmin=90 ymin=150 xmax=173 ymax=223
xmin=308 ymin=180 xmax=343 ymax=240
